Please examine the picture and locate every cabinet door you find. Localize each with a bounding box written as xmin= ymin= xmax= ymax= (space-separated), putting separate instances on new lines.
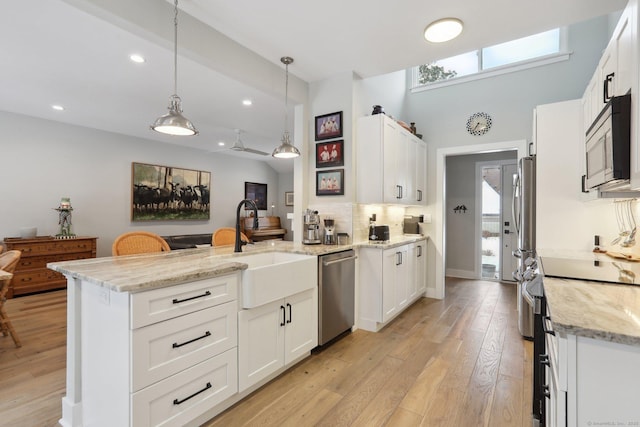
xmin=395 ymin=246 xmax=409 ymax=310
xmin=383 ymin=120 xmax=402 ymax=203
xmin=284 ymin=289 xmax=317 ymax=365
xmin=415 ymin=140 xmax=427 ymax=205
xmin=613 ymin=6 xmax=634 ymax=97
xmin=381 ymin=249 xmax=398 ymax=322
xmin=238 ymin=300 xmax=285 ymax=392
xmin=397 ymin=131 xmax=413 ymax=204
xmin=598 ymin=44 xmax=617 ymax=107
xmin=407 ymin=244 xmax=418 ymax=301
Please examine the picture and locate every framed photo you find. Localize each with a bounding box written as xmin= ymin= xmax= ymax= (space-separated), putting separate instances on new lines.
xmin=315 ymin=140 xmax=344 ymax=168
xmin=316 ymin=169 xmax=344 ymax=196
xmin=131 ymin=162 xmax=210 ymax=221
xmin=315 ymin=111 xmax=343 ymax=141
xmin=244 ymin=182 xmax=267 ymax=210
xmin=285 ymin=191 xmax=294 ymax=206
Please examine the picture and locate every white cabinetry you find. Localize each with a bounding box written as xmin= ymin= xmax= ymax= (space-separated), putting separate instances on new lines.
xmin=548 ymin=332 xmax=640 ymax=426
xmin=359 ymin=239 xmax=427 ymax=332
xmin=79 ymin=273 xmax=240 ymax=427
xmin=357 ymin=114 xmax=427 ymax=205
xmin=583 ymin=5 xmax=636 ymax=128
xmin=238 ymin=288 xmax=317 ymax=392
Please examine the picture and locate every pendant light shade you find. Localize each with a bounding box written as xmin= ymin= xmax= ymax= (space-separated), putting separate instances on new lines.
xmin=272 ymin=56 xmax=300 ymax=158
xmin=151 ymin=0 xmax=198 ymax=136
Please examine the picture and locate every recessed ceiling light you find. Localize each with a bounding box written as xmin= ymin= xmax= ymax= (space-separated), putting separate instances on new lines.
xmin=51 ymin=105 xmax=64 ymax=111
xmin=242 ymin=99 xmax=253 ymax=106
xmin=218 ymin=141 xmax=225 ymax=146
xmin=129 ymin=54 xmax=145 ymax=63
xmin=424 ymin=18 xmax=463 ymax=43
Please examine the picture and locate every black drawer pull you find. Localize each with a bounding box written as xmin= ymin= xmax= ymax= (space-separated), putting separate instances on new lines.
xmin=172 ymin=290 xmax=211 ymax=304
xmin=286 ymin=303 xmax=292 ymax=324
xmin=280 ymin=305 xmax=286 ymax=326
xmin=539 ymin=354 xmax=550 ymax=367
xmin=542 ymin=316 xmax=555 ymax=336
xmin=172 ymin=331 xmax=211 ymax=348
xmin=173 ymin=382 xmax=212 ymax=405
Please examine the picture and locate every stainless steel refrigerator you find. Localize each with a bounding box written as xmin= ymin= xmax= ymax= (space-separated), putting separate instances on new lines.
xmin=512 ymin=156 xmax=535 ymax=339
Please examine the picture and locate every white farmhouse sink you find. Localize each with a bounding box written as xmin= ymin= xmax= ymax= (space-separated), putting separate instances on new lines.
xmin=236 ymin=252 xmax=317 ymax=308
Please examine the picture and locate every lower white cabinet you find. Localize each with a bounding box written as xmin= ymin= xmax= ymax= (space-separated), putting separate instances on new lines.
xmin=77 ymin=273 xmax=240 ymax=427
xmin=549 ymin=332 xmax=640 ymax=426
xmin=359 ymin=239 xmax=427 ymax=332
xmin=238 ymin=288 xmax=318 ymax=392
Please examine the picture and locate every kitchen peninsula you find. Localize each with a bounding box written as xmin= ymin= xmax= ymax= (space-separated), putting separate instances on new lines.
xmin=49 ymin=241 xmax=352 ymax=427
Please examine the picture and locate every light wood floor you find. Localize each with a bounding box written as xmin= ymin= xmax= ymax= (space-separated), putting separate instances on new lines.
xmin=0 ymin=278 xmax=532 ymax=427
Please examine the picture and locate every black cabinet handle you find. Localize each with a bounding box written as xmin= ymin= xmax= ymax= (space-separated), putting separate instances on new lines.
xmin=173 ymin=382 xmax=212 ymax=405
xmin=172 ymin=290 xmax=211 ymax=304
xmin=172 ymin=331 xmax=211 ymax=348
xmin=417 ymin=245 xmax=423 ymax=257
xmin=603 ymin=72 xmax=615 ymax=103
xmin=396 ymin=185 xmax=402 ymax=199
xmin=396 ymin=252 xmax=403 ymax=265
xmin=539 ymin=354 xmax=550 ymax=367
xmin=280 ymin=305 xmax=286 ymax=326
xmin=417 ymin=189 xmax=423 ymax=202
xmin=542 ymin=316 xmax=555 ymax=336
xmin=543 ymin=384 xmax=550 ymax=399
xmin=286 ymin=303 xmax=292 ymax=324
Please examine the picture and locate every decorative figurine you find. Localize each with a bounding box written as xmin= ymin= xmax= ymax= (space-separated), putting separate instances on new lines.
xmin=54 ymin=197 xmax=76 ymax=239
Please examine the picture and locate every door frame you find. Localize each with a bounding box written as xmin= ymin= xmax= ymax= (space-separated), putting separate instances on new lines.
xmin=434 ymin=139 xmax=527 ymax=299
xmin=475 ymin=159 xmax=517 ymax=281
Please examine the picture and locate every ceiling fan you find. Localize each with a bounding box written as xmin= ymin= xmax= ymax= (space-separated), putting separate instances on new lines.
xmin=229 ymin=129 xmax=269 ymax=156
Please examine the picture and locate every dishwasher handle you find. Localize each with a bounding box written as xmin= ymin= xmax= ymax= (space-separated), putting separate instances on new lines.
xmin=322 ymin=255 xmax=357 ymax=267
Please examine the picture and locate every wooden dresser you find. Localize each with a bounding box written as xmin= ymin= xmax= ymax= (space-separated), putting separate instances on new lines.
xmin=240 ymin=216 xmax=287 ymax=242
xmin=2 ymin=236 xmax=97 ymax=298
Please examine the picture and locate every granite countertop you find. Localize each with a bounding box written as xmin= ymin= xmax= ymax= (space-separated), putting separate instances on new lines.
xmin=48 ymin=240 xmax=354 ymax=293
xmin=355 ymin=235 xmax=428 ymax=249
xmin=539 ymin=249 xmax=640 ymax=347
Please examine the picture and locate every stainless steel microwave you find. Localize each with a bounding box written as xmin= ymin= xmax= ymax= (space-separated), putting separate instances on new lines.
xmin=584 ymin=93 xmax=631 ymax=190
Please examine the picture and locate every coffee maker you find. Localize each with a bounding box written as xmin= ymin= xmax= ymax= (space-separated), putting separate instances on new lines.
xmin=303 ymin=209 xmax=321 ymax=244
xmin=323 ymin=218 xmax=336 ymax=245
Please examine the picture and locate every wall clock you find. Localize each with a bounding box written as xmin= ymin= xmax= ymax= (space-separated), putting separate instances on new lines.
xmin=466 ymin=112 xmax=492 ymax=136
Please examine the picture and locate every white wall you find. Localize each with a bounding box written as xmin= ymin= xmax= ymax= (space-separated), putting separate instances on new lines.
xmin=0 ymin=111 xmax=283 ymax=257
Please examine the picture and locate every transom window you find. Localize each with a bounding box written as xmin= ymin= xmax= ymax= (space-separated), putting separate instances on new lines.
xmin=413 ymin=28 xmax=566 ymax=89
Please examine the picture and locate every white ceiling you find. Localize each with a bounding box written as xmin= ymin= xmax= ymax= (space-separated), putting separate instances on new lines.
xmin=0 ymin=0 xmax=627 ymax=174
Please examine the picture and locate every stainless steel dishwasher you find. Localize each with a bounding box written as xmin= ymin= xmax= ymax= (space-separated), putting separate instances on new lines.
xmin=318 ymin=249 xmax=356 ymax=345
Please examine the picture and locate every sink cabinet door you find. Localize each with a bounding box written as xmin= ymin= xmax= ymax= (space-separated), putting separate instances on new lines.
xmin=284 ymin=289 xmax=317 ymax=365
xmin=238 ymin=300 xmax=285 ymax=392
xmin=381 ymin=248 xmax=398 ymax=323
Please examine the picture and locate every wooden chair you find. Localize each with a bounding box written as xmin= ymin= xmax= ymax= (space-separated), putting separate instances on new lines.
xmin=112 ymin=231 xmax=171 ymax=256
xmin=212 ymin=227 xmax=249 ymax=247
xmin=0 ymin=250 xmax=22 ymax=347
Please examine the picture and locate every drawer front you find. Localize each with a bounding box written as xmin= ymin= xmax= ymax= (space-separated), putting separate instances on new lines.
xmin=18 ymin=252 xmax=91 ymax=270
xmin=131 ymin=274 xmax=239 ymax=329
xmin=131 ymin=301 xmax=238 ymax=391
xmin=132 ymin=348 xmax=238 ymax=427
xmin=13 ymin=268 xmax=66 ymax=286
xmin=7 ymin=238 xmax=96 ymax=256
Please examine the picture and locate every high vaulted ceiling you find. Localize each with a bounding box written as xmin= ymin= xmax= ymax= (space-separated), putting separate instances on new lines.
xmin=0 ymin=0 xmax=627 ymax=173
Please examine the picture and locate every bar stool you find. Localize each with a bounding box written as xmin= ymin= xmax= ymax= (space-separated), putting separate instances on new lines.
xmin=0 ymin=250 xmax=22 ymax=347
xmin=112 ymin=231 xmax=171 ymax=256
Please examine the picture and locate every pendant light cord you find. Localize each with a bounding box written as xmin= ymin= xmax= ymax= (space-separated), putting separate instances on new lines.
xmin=284 ymin=61 xmax=289 ymax=133
xmin=173 ymin=0 xmax=179 ymax=96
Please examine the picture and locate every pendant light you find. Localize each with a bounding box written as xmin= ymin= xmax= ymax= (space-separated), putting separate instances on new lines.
xmin=272 ymin=56 xmax=300 ymax=158
xmin=151 ymin=0 xmax=198 ymax=136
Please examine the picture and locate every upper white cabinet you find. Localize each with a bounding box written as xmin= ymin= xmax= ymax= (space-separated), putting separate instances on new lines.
xmin=583 ymin=4 xmax=636 ymax=129
xmin=357 ymin=114 xmax=427 ymax=205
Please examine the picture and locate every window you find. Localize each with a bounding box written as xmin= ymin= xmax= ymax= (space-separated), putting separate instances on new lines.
xmin=413 ymin=28 xmax=567 ymax=88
